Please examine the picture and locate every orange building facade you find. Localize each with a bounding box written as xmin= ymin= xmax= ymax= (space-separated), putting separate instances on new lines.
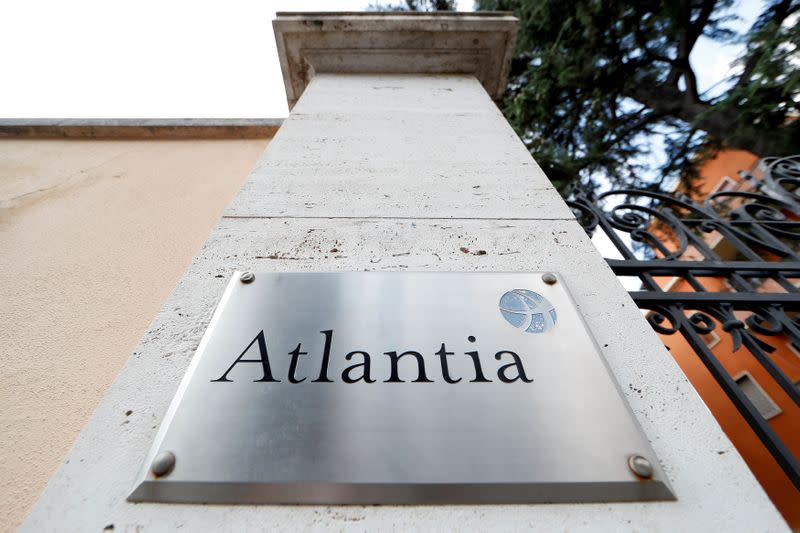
xmin=653 ymin=150 xmax=800 ymax=527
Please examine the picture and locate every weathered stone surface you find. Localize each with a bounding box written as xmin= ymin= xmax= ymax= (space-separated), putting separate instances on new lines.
xmin=227 ymin=75 xmax=571 ymax=220
xmin=22 ymin=67 xmax=787 ymax=531
xmin=22 ymin=216 xmax=786 ymax=531
xmin=273 ymin=12 xmax=517 ymax=108
xmin=292 ymin=73 xmax=501 ymax=113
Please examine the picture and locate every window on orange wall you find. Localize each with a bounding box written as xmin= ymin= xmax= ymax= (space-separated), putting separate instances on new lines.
xmin=786 ymin=341 xmax=800 ymax=359
xmin=734 ymin=372 xmax=782 ymax=420
xmin=701 ymin=330 xmax=721 ymax=349
xmin=710 ymin=176 xmax=739 ymax=194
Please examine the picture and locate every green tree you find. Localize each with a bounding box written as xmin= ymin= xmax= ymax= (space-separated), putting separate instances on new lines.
xmin=476 ymin=0 xmax=800 ymax=193
xmin=368 ymin=0 xmax=457 ymax=11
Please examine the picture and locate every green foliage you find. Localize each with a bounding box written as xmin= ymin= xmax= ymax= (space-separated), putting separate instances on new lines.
xmin=477 ymin=0 xmax=800 ymax=194
xmin=368 ymin=0 xmax=457 ymax=11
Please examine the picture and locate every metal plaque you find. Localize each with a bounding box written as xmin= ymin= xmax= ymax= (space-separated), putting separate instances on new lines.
xmin=129 ymin=272 xmax=674 ymax=504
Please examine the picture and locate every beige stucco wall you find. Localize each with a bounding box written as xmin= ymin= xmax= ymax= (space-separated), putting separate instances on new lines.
xmin=0 ymin=138 xmax=270 ymax=531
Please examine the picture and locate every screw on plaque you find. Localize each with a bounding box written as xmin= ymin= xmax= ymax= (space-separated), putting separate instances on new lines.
xmin=151 ymin=451 xmax=176 ymax=478
xmin=541 ymin=272 xmax=557 ymax=285
xmin=628 ymin=454 xmax=653 ymax=479
xmin=240 ymin=271 xmax=255 ymax=284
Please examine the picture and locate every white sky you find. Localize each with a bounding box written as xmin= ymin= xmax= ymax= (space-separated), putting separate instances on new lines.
xmin=691 ymin=0 xmax=762 ymax=97
xmin=0 ymin=0 xmax=470 ymax=119
xmin=0 ymin=0 xmax=760 ymax=119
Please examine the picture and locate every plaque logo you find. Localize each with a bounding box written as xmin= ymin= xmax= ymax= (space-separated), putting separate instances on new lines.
xmin=499 ymin=289 xmax=557 ymax=333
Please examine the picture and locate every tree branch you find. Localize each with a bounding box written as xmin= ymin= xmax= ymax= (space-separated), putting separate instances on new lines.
xmin=610 ymin=108 xmax=660 ymax=146
xmin=624 ymin=83 xmax=715 ymax=131
xmin=633 ymin=25 xmax=675 ymax=64
xmin=735 ymin=0 xmax=797 ymax=90
xmin=624 ymin=81 xmax=799 ymax=156
xmin=668 ymin=0 xmax=715 ymax=102
xmin=683 ymin=0 xmax=717 ymax=57
xmin=682 ymin=60 xmax=702 ymax=103
xmin=630 ymin=4 xmax=677 ymax=67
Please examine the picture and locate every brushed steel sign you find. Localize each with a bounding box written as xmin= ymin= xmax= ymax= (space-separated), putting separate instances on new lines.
xmin=129 ymin=272 xmax=674 ymax=504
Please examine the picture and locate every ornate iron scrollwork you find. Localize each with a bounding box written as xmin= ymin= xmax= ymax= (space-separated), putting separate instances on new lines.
xmin=567 ymin=154 xmax=800 ymax=490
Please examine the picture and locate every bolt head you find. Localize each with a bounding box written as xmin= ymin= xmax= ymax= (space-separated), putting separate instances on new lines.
xmin=541 ymin=272 xmax=557 ymax=285
xmin=628 ymin=454 xmax=653 ymax=479
xmin=151 ymin=451 xmax=176 ymax=478
xmin=240 ymin=271 xmax=255 ymax=284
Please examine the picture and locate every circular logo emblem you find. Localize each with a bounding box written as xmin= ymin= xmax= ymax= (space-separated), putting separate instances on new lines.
xmin=499 ymin=289 xmax=557 ymax=333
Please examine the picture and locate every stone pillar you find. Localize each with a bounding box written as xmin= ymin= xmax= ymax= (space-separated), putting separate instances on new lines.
xmin=22 ymin=12 xmax=787 ymax=531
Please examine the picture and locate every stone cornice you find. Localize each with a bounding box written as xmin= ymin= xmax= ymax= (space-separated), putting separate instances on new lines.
xmin=0 ymin=118 xmax=283 ymax=139
xmin=272 ymin=12 xmax=517 ymax=109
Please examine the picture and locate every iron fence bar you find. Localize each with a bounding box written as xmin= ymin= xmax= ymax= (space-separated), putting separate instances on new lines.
xmin=569 ymin=154 xmax=800 ymax=493
xmin=683 ymin=272 xmax=707 ymax=292
xmin=773 ymin=273 xmax=800 ymax=293
xmin=768 ymin=305 xmax=800 ymax=343
xmin=680 ymin=219 xmax=800 ymax=228
xmin=737 ymin=324 xmax=800 ymax=406
xmin=651 ymin=299 xmax=800 ymax=405
xmin=674 ymin=220 xmax=762 ymax=294
xmin=630 ymin=291 xmax=800 ymax=309
xmin=684 ymin=220 xmax=773 ymax=296
xmin=748 ymin=222 xmax=800 ymax=260
xmin=607 ymin=259 xmax=800 ymax=276
xmin=676 ymin=309 xmax=800 ymax=490
xmin=708 ymin=221 xmax=778 ymax=262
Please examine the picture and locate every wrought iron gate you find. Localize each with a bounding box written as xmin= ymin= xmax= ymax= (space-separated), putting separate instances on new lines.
xmin=567 ymin=155 xmax=800 ymax=491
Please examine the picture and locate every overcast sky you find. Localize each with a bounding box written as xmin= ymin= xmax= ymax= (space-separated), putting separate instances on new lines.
xmin=0 ymin=0 xmax=758 ymax=119
xmin=0 ymin=0 xmax=465 ymax=119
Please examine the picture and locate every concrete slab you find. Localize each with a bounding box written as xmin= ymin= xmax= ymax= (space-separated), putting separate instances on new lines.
xmin=290 ymin=73 xmax=503 ymax=113
xmin=21 ymin=216 xmax=786 ymax=531
xmin=227 ymin=163 xmax=566 ymax=219
xmin=227 ymin=74 xmax=572 ymax=220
